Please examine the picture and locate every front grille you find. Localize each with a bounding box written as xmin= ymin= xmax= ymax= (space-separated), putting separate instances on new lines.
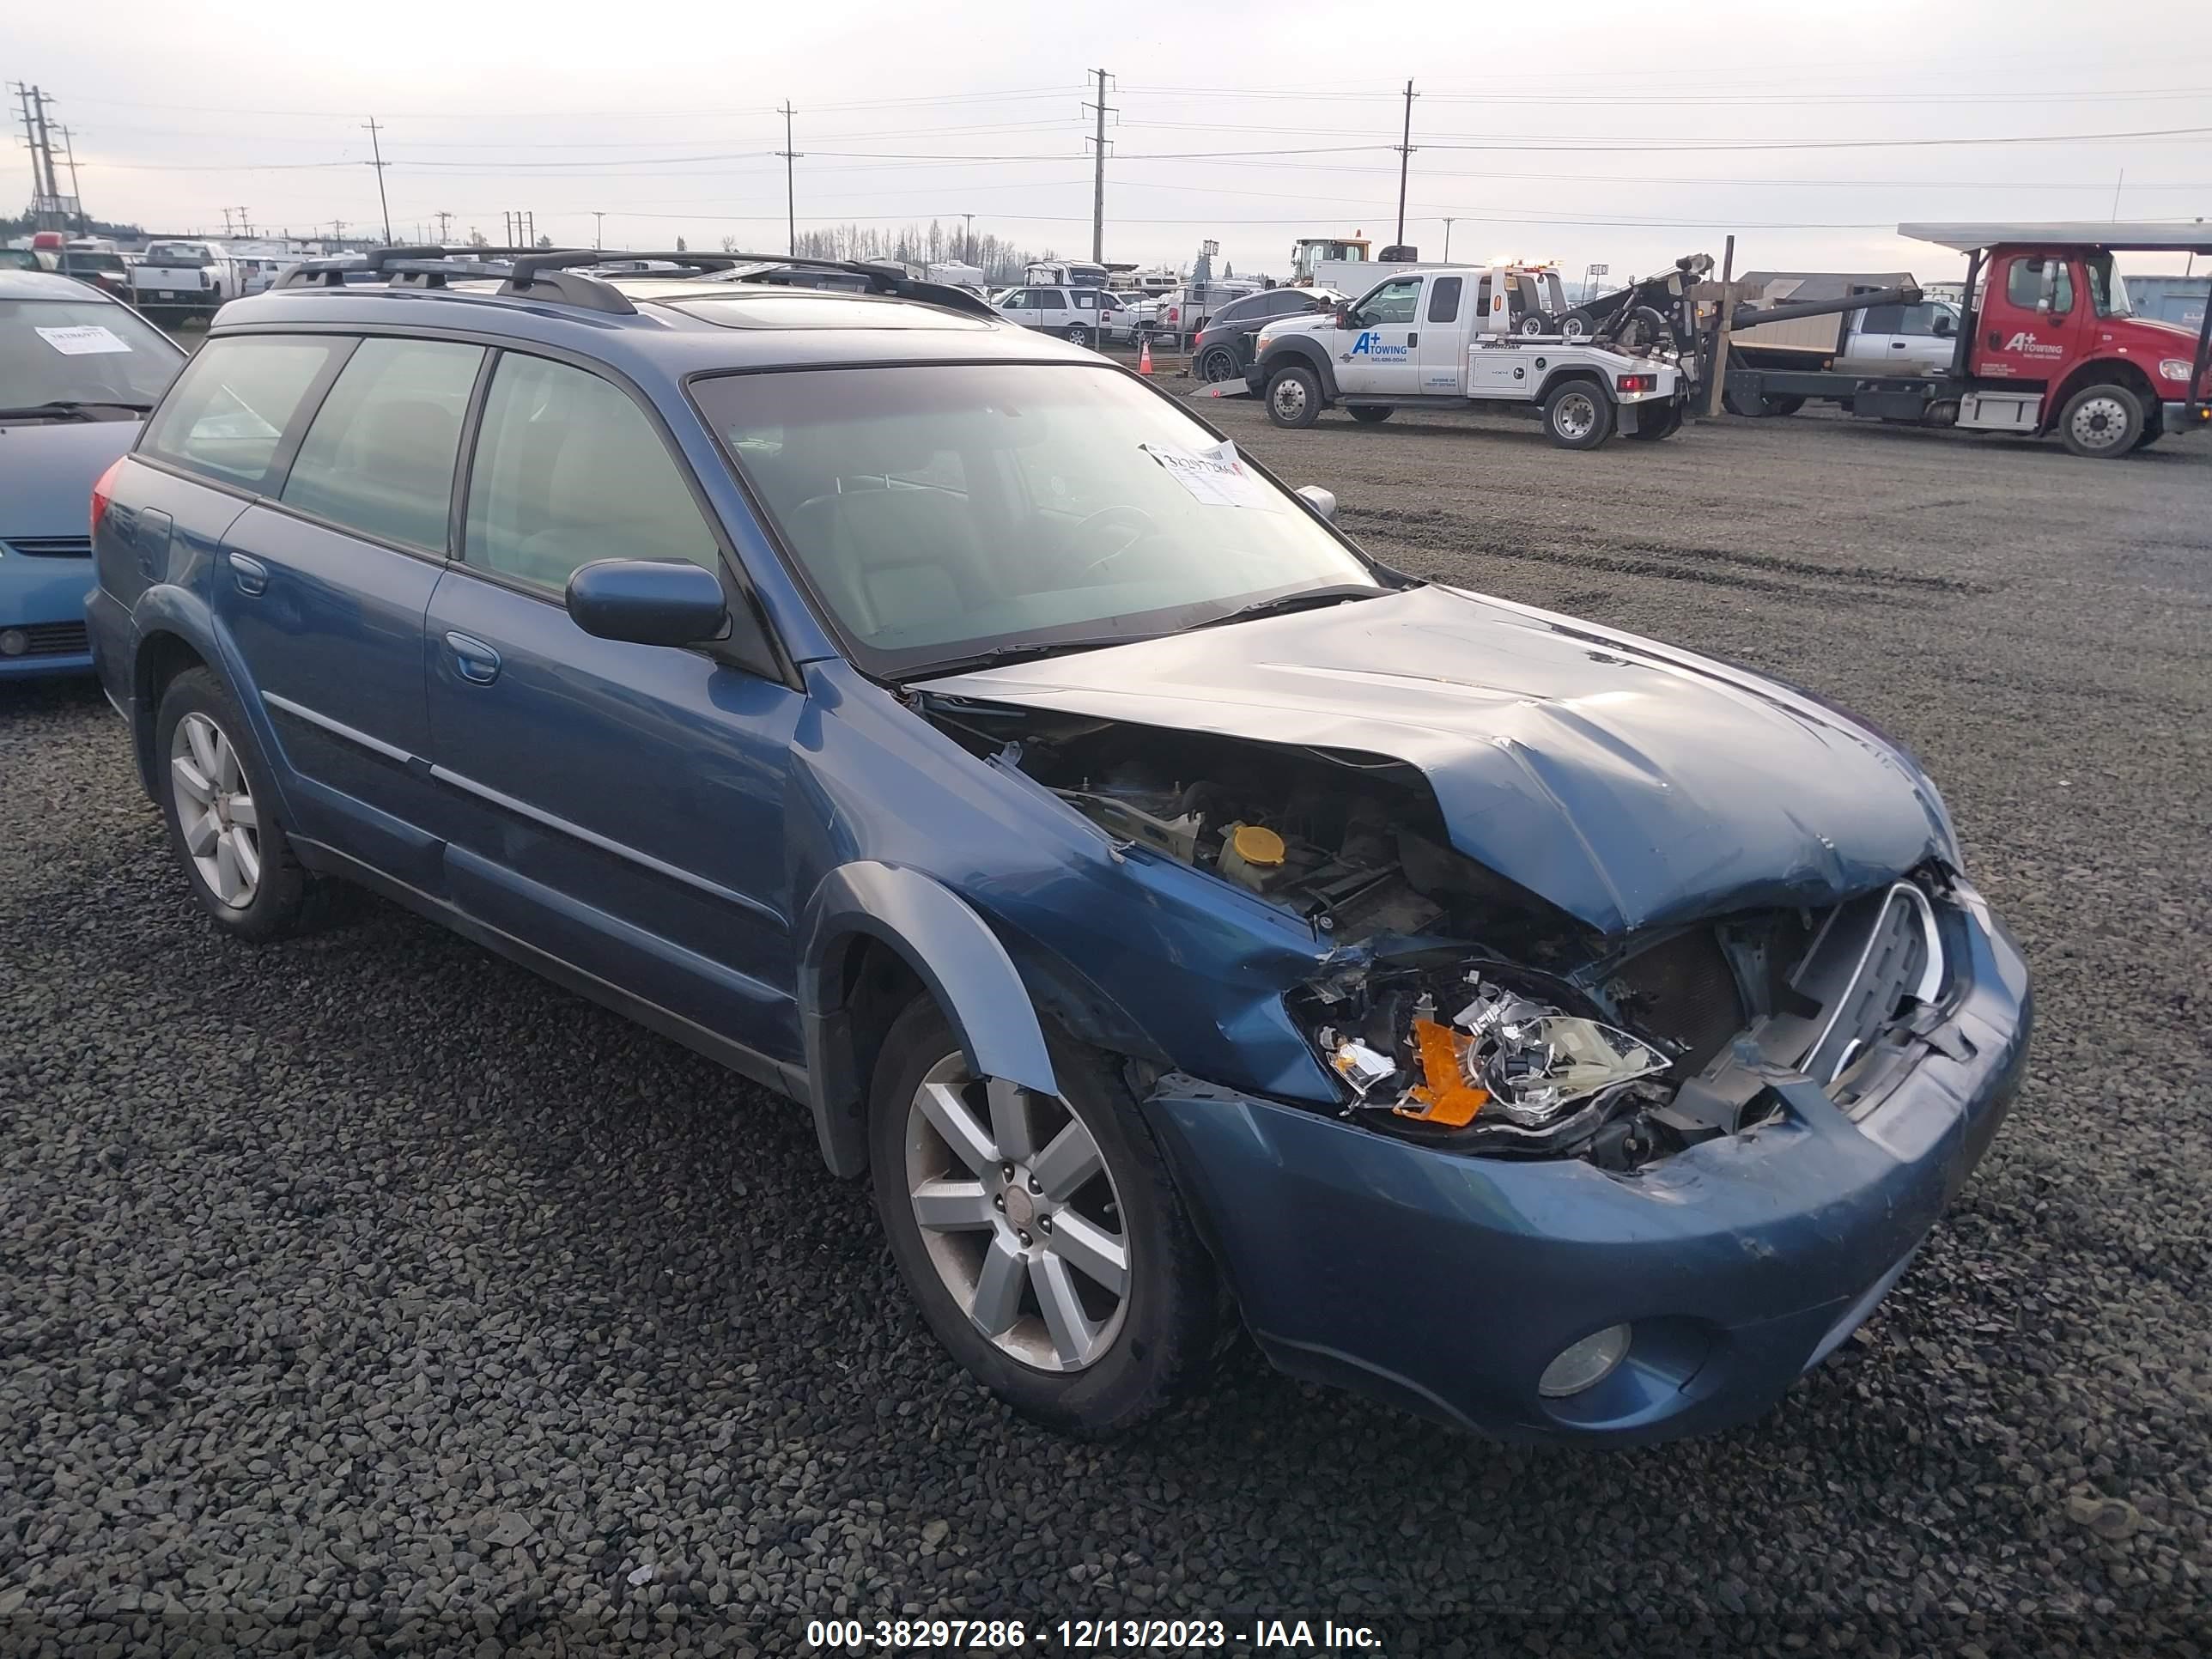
xmin=4 ymin=536 xmax=93 ymax=558
xmin=1796 ymin=883 xmax=1944 ymax=1083
xmin=8 ymin=622 xmax=91 ymax=658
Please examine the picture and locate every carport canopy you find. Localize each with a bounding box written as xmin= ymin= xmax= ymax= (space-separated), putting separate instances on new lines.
xmin=1900 ymin=222 xmax=2212 ymax=254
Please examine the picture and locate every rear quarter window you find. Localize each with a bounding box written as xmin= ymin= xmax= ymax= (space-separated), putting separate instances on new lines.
xmin=141 ymin=336 xmax=347 ymax=492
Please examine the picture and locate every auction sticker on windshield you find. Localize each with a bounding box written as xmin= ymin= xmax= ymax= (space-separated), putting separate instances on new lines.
xmin=36 ymin=325 xmax=134 ymax=356
xmin=1140 ymin=439 xmax=1280 ymax=510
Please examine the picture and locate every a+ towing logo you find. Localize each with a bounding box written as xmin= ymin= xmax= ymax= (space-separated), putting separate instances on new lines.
xmin=1344 ymin=330 xmax=1407 ymax=361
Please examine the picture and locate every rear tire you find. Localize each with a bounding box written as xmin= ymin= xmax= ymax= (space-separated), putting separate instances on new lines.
xmin=1265 ymin=364 xmax=1322 ymax=428
xmin=1198 ymin=347 xmax=1240 ymax=383
xmin=868 ymin=999 xmax=1220 ymax=1436
xmin=155 ymin=668 xmax=333 ymax=941
xmin=2057 ymin=382 xmax=2144 ymax=459
xmin=1063 ymin=324 xmax=1094 ymax=349
xmin=1346 ymin=406 xmax=1394 ymax=424
xmin=1542 ymin=380 xmax=1614 ymax=449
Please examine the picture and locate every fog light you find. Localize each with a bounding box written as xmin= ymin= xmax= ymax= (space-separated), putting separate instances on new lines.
xmin=0 ymin=629 xmax=27 ymax=658
xmin=1538 ymin=1323 xmax=1631 ymax=1398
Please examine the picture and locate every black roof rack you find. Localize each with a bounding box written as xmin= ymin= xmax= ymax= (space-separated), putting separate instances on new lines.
xmin=270 ymin=244 xmax=1001 ymax=322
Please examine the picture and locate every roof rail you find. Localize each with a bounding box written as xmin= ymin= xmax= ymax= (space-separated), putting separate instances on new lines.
xmin=267 ymin=244 xmax=1002 ymax=321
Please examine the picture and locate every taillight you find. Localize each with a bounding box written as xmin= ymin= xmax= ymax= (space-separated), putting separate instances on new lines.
xmin=1617 ymin=374 xmax=1655 ymax=393
xmin=91 ymin=456 xmax=126 ymax=535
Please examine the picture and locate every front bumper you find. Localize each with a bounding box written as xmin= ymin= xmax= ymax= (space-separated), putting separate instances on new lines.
xmin=2158 ymin=399 xmax=2210 ymax=431
xmin=0 ymin=557 xmax=95 ymax=678
xmin=1142 ymin=884 xmax=2029 ymax=1445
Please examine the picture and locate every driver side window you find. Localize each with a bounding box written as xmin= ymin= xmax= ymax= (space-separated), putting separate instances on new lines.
xmin=1356 ymin=279 xmax=1421 ymax=327
xmin=2005 ymin=258 xmax=2074 ymax=316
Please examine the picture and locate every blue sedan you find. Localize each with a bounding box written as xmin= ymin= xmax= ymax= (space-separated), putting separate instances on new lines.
xmin=85 ymin=248 xmax=2027 ymax=1443
xmin=1 ymin=270 xmax=185 ymax=678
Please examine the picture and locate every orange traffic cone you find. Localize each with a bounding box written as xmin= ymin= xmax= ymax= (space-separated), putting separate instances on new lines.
xmin=1138 ymin=337 xmax=1154 ymax=376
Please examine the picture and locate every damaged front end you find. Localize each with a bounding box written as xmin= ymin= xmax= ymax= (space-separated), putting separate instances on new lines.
xmin=918 ymin=698 xmax=1963 ymax=1175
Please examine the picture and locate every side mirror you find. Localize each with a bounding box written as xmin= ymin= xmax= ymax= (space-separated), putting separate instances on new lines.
xmin=1296 ymin=485 xmax=1338 ymax=522
xmin=1334 ymin=305 xmax=1355 ymax=328
xmin=1932 ymin=313 xmax=1954 ymax=337
xmin=566 ymin=559 xmax=729 ymax=647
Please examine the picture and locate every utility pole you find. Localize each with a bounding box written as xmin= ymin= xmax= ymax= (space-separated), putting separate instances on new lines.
xmin=1393 ymin=80 xmax=1417 ymax=251
xmin=435 ymin=210 xmax=453 ymax=244
xmin=592 ymin=210 xmax=605 ymax=249
xmin=963 ymin=212 xmax=975 ymax=264
xmin=1084 ymin=70 xmax=1115 ymax=264
xmin=58 ymin=125 xmax=86 ymax=230
xmin=11 ymin=86 xmax=44 ymax=228
xmin=776 ymin=102 xmax=800 ymax=257
xmin=362 ymin=118 xmax=393 ymax=242
xmin=1442 ymin=217 xmax=1454 ymax=262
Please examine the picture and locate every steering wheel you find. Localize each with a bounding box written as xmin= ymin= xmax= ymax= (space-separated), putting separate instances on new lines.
xmin=1071 ymin=504 xmax=1160 ymax=576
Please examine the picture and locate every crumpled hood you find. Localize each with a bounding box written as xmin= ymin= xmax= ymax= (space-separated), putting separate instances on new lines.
xmin=0 ymin=420 xmax=139 ymax=539
xmin=915 ymin=584 xmax=1957 ymax=935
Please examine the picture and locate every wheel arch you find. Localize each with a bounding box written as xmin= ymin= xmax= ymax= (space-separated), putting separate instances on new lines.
xmin=1258 ymin=339 xmax=1339 ymax=401
xmin=2041 ymin=357 xmax=2159 ymax=435
xmin=799 ymin=862 xmax=1061 ymax=1178
xmin=1535 ymin=364 xmax=1612 ymax=405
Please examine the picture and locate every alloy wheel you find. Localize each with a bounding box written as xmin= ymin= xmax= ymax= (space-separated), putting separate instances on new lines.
xmin=170 ymin=711 xmax=262 ymax=908
xmin=1271 ymin=378 xmax=1309 ymax=422
xmin=903 ymin=1052 xmax=1130 ymax=1372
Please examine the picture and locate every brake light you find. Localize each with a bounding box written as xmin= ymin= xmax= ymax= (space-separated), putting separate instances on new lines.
xmin=1617 ymin=374 xmax=1655 ymax=393
xmin=91 ymin=456 xmax=125 ymax=536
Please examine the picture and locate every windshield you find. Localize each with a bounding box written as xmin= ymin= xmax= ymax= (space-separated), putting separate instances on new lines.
xmin=2083 ymin=252 xmax=2133 ymax=319
xmin=0 ymin=298 xmax=186 ymax=415
xmin=695 ymin=363 xmax=1378 ymax=677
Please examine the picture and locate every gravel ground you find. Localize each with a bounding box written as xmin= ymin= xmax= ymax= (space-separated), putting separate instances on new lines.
xmin=3 ymin=405 xmax=2208 ymax=1658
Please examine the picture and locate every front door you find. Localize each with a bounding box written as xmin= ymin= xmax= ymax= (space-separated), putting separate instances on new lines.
xmin=422 ymin=349 xmax=804 ymax=1064
xmin=1975 ymin=252 xmax=2087 ymax=386
xmin=1336 ymin=276 xmax=1425 ymax=398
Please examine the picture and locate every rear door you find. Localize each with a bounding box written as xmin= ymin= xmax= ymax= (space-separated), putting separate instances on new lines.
xmin=171 ymin=333 xmax=483 ymax=885
xmin=1416 ymin=274 xmax=1468 ymax=392
xmin=422 ymin=349 xmax=803 ymax=1062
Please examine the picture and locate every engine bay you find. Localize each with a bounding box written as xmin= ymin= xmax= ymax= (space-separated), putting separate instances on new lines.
xmin=919 ymin=700 xmax=1950 ymax=1171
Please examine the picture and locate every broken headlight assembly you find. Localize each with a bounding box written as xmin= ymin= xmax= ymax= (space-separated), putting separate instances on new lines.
xmin=1314 ymin=967 xmax=1677 ymax=1164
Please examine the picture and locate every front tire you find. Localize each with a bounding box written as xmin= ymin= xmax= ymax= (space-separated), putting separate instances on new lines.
xmin=1346 ymin=406 xmax=1393 ymax=424
xmin=1543 ymin=380 xmax=1615 ymax=449
xmin=155 ymin=668 xmax=328 ymax=940
xmin=869 ymin=1000 xmax=1219 ymax=1436
xmin=2057 ymin=382 xmax=2144 ymax=458
xmin=1265 ymin=364 xmax=1322 ymax=428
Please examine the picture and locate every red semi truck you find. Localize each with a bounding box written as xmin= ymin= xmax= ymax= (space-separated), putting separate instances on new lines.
xmin=1719 ymin=222 xmax=2212 ymax=459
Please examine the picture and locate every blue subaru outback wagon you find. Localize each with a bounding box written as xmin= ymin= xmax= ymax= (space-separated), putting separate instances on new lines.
xmin=88 ymin=247 xmax=2029 ymax=1443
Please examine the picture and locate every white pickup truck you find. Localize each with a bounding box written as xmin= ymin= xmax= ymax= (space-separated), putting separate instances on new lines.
xmin=127 ymin=241 xmax=243 ymax=320
xmin=1244 ymin=264 xmax=1686 ymax=448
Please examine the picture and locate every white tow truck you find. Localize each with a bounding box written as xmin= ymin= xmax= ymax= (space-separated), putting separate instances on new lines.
xmin=1241 ymin=264 xmax=1687 ymax=448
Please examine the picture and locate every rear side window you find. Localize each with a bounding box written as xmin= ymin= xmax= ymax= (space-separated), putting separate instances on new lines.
xmin=1858 ymin=304 xmax=1904 ymax=333
xmin=1426 ymin=277 xmax=1463 ymax=324
xmin=281 ymin=338 xmax=483 ymax=553
xmin=141 ymin=336 xmax=344 ymax=491
xmin=462 ymin=353 xmax=720 ymax=594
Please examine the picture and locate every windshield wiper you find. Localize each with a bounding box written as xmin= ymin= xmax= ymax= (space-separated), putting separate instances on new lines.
xmin=0 ymin=399 xmax=155 ymax=422
xmin=1193 ymin=582 xmax=1387 ymax=632
xmin=905 ymin=634 xmax=1160 ymax=678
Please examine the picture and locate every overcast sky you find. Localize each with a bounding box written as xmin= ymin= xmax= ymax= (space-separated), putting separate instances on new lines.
xmin=10 ymin=0 xmax=2211 ymax=281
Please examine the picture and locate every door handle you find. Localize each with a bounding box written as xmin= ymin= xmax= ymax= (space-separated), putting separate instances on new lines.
xmin=1987 ymin=331 xmax=2003 ymax=349
xmin=1890 ymin=339 xmax=1908 ymax=349
xmin=228 ymin=550 xmax=268 ymax=595
xmin=1407 ymin=332 xmax=1419 ymax=346
xmin=444 ymin=631 xmax=501 ymax=685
